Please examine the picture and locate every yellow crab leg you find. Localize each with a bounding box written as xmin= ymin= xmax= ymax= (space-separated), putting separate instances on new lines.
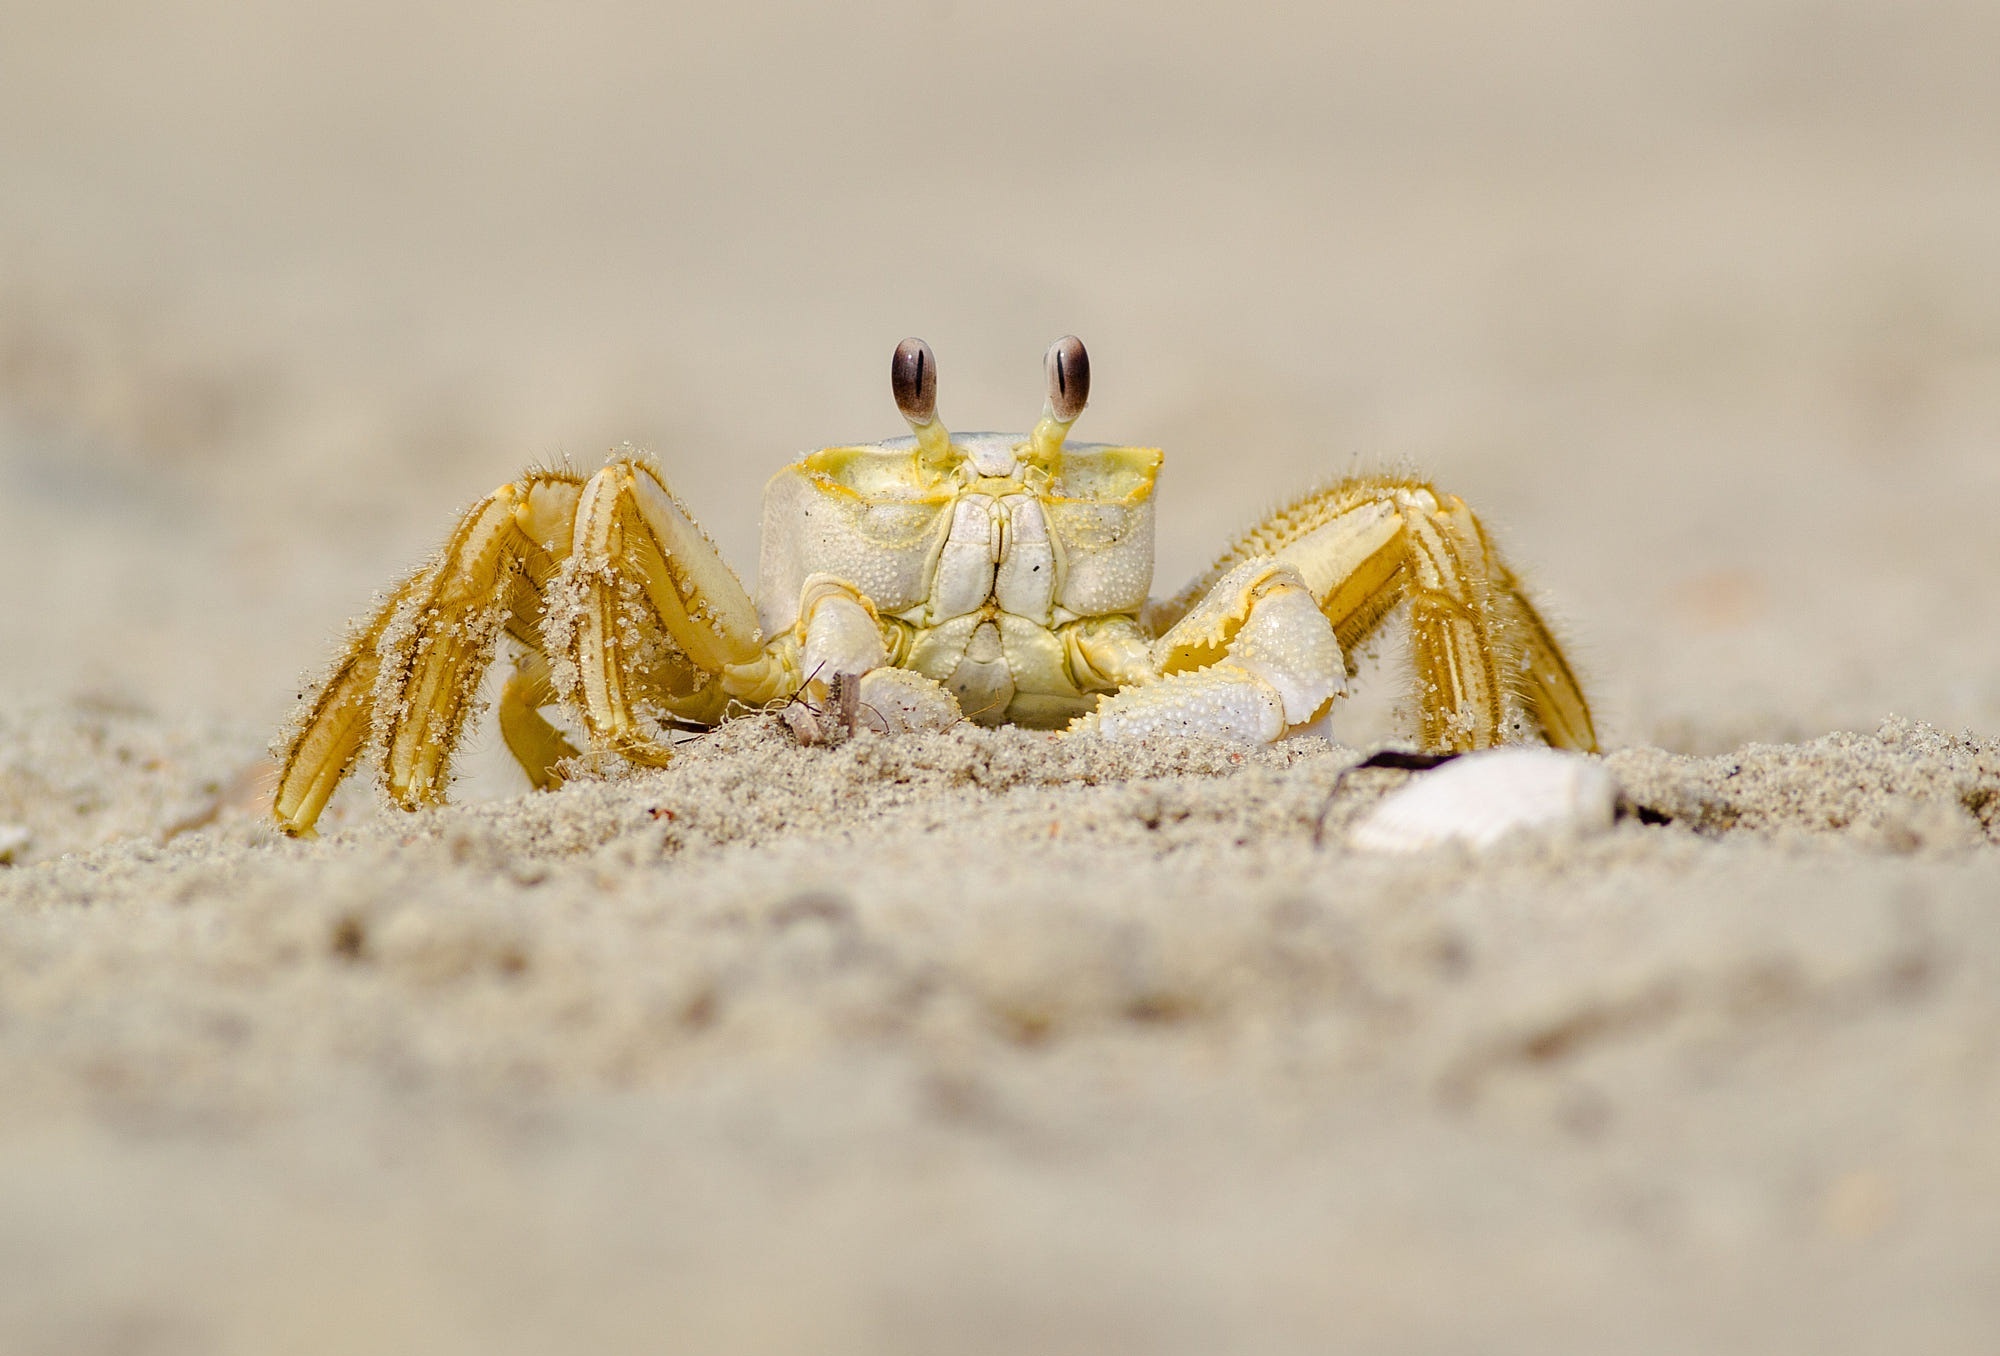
xmin=1408 ymin=493 xmax=1596 ymax=752
xmin=272 ymin=473 xmax=583 ymax=836
xmin=1162 ymin=475 xmax=1596 ymax=753
xmin=1489 ymin=559 xmax=1598 ymax=752
xmin=560 ymin=459 xmax=765 ymax=763
xmin=497 ymin=649 xmax=578 ymax=791
xmin=271 ymin=564 xmax=431 ymax=837
xmin=376 ymin=490 xmax=533 ymax=808
xmin=1399 ymin=493 xmax=1506 ymax=750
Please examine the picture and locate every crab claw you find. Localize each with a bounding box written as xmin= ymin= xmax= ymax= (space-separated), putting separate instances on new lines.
xmin=783 ymin=667 xmax=962 ymax=745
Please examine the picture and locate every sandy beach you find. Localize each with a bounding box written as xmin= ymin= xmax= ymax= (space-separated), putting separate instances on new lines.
xmin=3 ymin=2 xmax=1999 ymax=1350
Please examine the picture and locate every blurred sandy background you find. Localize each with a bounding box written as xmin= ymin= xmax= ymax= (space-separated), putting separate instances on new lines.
xmin=6 ymin=0 xmax=1999 ymax=746
xmin=3 ymin=2 xmax=1999 ymax=1352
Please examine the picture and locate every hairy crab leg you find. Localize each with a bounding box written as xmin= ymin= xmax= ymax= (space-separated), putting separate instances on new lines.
xmin=1401 ymin=491 xmax=1595 ymax=751
xmin=1126 ymin=476 xmax=1596 ymax=752
xmin=272 ymin=564 xmax=431 ymax=837
xmin=553 ymin=459 xmax=774 ymax=765
xmin=271 ymin=473 xmax=583 ymax=836
xmin=1398 ymin=492 xmax=1508 ymax=749
xmin=375 ymin=489 xmax=538 ymax=809
xmin=1488 ymin=558 xmax=1597 ymax=752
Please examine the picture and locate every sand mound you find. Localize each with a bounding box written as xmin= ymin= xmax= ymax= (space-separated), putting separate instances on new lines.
xmin=3 ymin=703 xmax=1997 ymax=1352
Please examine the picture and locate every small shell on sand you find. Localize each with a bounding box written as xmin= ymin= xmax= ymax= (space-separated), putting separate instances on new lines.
xmin=1347 ymin=747 xmax=1617 ymax=853
xmin=0 ymin=823 xmax=31 ymax=864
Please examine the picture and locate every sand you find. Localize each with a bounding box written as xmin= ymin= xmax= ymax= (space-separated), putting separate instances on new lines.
xmin=4 ymin=2 xmax=2000 ymax=1351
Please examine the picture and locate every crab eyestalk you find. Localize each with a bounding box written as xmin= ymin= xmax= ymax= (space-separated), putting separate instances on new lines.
xmin=892 ymin=337 xmax=953 ymax=468
xmin=1028 ymin=335 xmax=1090 ymax=468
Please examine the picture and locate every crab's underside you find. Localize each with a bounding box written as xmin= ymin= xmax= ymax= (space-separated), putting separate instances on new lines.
xmin=274 ymin=337 xmax=1595 ymax=836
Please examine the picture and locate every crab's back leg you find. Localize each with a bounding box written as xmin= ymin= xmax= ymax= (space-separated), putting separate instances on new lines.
xmin=548 ymin=459 xmax=781 ymax=765
xmin=272 ymin=473 xmax=581 ymax=837
xmin=272 ymin=564 xmax=431 ymax=837
xmin=497 ymin=649 xmax=578 ymax=791
xmin=1392 ymin=487 xmax=1594 ymax=751
xmin=1399 ymin=492 xmax=1509 ymax=749
xmin=1488 ymin=557 xmax=1597 ymax=752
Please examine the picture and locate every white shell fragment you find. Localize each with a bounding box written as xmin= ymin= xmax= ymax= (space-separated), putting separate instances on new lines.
xmin=0 ymin=824 xmax=31 ymax=865
xmin=1347 ymin=747 xmax=1617 ymax=853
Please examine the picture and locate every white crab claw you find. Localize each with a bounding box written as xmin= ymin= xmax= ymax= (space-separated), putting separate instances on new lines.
xmin=783 ymin=666 xmax=963 ymax=745
xmin=848 ymin=667 xmax=962 ymax=735
xmin=1347 ymin=747 xmax=1617 ymax=853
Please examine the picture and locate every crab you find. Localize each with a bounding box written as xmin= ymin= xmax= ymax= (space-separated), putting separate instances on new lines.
xmin=273 ymin=337 xmax=1597 ymax=836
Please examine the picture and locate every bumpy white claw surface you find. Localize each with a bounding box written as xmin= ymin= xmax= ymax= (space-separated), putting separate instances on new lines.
xmin=851 ymin=667 xmax=962 ymax=735
xmin=1348 ymin=747 xmax=1617 ymax=853
xmin=783 ymin=665 xmax=964 ymax=745
xmin=1074 ymin=665 xmax=1287 ymax=742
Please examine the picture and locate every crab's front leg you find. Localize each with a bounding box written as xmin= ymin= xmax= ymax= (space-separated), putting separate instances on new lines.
xmin=545 ymin=457 xmax=793 ymax=763
xmin=1071 ymin=559 xmax=1346 ymax=741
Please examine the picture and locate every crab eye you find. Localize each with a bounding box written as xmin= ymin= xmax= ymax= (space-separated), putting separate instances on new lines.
xmin=892 ymin=338 xmax=937 ymax=425
xmin=1045 ymin=335 xmax=1089 ymax=423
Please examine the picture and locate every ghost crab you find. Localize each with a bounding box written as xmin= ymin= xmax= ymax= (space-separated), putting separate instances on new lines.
xmin=274 ymin=337 xmax=1596 ymax=835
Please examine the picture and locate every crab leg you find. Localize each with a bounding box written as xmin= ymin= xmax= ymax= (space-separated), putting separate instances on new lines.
xmin=272 ymin=564 xmax=430 ymax=836
xmin=497 ymin=650 xmax=579 ymax=791
xmin=372 ymin=492 xmax=536 ymax=807
xmin=1116 ymin=476 xmax=1596 ymax=752
xmin=552 ymin=459 xmax=775 ymax=764
xmin=272 ymin=474 xmax=582 ymax=836
xmin=1399 ymin=493 xmax=1508 ymax=749
xmin=1488 ymin=557 xmax=1597 ymax=752
xmin=1374 ymin=486 xmax=1594 ymax=751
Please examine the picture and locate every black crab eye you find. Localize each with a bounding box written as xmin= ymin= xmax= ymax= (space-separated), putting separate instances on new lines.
xmin=892 ymin=337 xmax=937 ymax=425
xmin=1045 ymin=335 xmax=1089 ymax=422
